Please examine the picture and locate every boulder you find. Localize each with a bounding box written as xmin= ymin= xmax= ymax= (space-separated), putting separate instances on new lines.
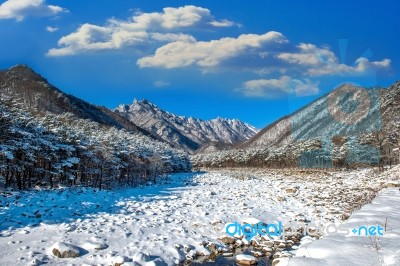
xmin=112 ymin=256 xmax=125 ymax=266
xmin=341 ymin=212 xmax=351 ymax=220
xmin=251 ymin=250 xmax=263 ymax=257
xmin=51 ymin=242 xmax=80 ymax=258
xmin=272 ymin=257 xmax=289 ymax=266
xmin=235 ymin=254 xmax=258 ymax=265
xmin=285 ymin=187 xmax=297 ymax=194
xmin=386 ymin=182 xmax=400 ymax=188
xmin=219 ymin=236 xmax=236 ymax=244
xmin=206 ymin=242 xmax=218 ymax=254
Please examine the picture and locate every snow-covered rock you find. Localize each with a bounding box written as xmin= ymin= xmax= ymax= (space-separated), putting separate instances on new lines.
xmin=235 ymin=254 xmax=258 ymax=265
xmin=81 ymin=241 xmax=108 ymax=251
xmin=112 ymin=255 xmax=125 ymax=266
xmin=51 ymin=242 xmax=80 ymax=258
xmin=272 ymin=257 xmax=289 ymax=266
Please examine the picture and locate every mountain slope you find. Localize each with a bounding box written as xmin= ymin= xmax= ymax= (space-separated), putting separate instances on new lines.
xmin=0 ymin=64 xmax=152 ymax=137
xmin=240 ymin=83 xmax=383 ymax=149
xmin=0 ymin=64 xmax=191 ymax=190
xmin=193 ymin=82 xmax=400 ymax=168
xmin=114 ymin=99 xmax=259 ymax=153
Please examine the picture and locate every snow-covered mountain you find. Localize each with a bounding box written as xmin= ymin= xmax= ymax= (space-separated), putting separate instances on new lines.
xmin=115 ymin=99 xmax=259 ymax=153
xmin=0 ymin=65 xmax=191 ymax=191
xmin=240 ymin=82 xmax=400 ymax=150
xmin=193 ymin=82 xmax=400 ymax=168
xmin=239 ymin=83 xmax=384 ymax=149
xmin=0 ymin=64 xmax=152 ymax=137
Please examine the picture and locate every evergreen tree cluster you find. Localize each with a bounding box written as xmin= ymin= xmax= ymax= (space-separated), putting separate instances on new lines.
xmin=0 ymin=99 xmax=191 ymax=190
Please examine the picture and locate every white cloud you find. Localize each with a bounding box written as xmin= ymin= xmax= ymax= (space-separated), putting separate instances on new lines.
xmin=153 ymin=80 xmax=170 ymax=88
xmin=137 ymin=32 xmax=391 ymax=77
xmin=0 ymin=0 xmax=67 ymax=21
xmin=209 ymin=19 xmax=235 ymax=27
xmin=48 ymin=23 xmax=147 ymax=56
xmin=46 ymin=26 xmax=58 ymax=32
xmin=278 ymin=43 xmax=391 ymax=76
xmin=238 ymin=76 xmax=319 ymax=98
xmin=294 ymin=83 xmax=319 ymax=97
xmin=137 ymin=31 xmax=287 ymax=68
xmin=47 ymin=5 xmax=235 ymax=56
xmin=128 ymin=5 xmax=235 ymax=30
xmin=277 ymin=43 xmax=336 ymax=66
xmin=353 ymin=57 xmax=391 ymax=72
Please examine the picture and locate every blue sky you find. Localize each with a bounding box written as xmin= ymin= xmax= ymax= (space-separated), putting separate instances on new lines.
xmin=0 ymin=0 xmax=398 ymax=128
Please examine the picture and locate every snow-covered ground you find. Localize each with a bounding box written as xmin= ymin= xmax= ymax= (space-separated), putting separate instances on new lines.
xmin=289 ymin=187 xmax=400 ymax=266
xmin=0 ymin=168 xmax=399 ymax=265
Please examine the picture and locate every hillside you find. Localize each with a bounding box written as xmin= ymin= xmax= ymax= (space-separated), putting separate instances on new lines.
xmin=0 ymin=65 xmax=151 ymax=137
xmin=0 ymin=65 xmax=191 ymax=190
xmin=193 ymin=82 xmax=400 ymax=168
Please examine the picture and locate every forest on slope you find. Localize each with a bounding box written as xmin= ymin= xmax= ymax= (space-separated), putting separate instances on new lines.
xmin=0 ymin=66 xmax=191 ymax=190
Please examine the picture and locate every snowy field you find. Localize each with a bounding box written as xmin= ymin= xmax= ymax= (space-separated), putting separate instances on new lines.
xmin=290 ymin=187 xmax=400 ymax=266
xmin=0 ymin=167 xmax=399 ymax=266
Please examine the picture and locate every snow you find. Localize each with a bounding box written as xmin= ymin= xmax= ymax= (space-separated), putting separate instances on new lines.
xmin=0 ymin=168 xmax=399 ymax=265
xmin=235 ymin=253 xmax=257 ymax=262
xmin=274 ymin=257 xmax=290 ymax=266
xmin=289 ymin=187 xmax=400 ymax=266
xmin=81 ymin=240 xmax=108 ymax=251
xmin=242 ymin=217 xmax=261 ymax=225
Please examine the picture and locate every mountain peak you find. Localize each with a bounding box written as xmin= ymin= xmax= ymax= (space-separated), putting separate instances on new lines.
xmin=141 ymin=99 xmax=150 ymax=104
xmin=9 ymin=64 xmax=38 ymax=74
xmin=10 ymin=64 xmax=32 ymax=70
xmin=6 ymin=64 xmax=46 ymax=82
xmin=132 ymin=98 xmax=158 ymax=108
xmin=114 ymin=99 xmax=259 ymax=152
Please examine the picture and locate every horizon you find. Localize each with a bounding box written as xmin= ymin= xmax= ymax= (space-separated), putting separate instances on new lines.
xmin=0 ymin=0 xmax=399 ymax=128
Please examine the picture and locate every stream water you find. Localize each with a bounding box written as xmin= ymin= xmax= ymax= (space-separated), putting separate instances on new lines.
xmin=190 ymin=247 xmax=273 ymax=266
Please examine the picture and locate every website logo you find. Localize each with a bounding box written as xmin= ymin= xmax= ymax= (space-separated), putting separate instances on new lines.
xmin=225 ymin=221 xmax=282 ymax=241
xmin=225 ymin=221 xmax=384 ymax=241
